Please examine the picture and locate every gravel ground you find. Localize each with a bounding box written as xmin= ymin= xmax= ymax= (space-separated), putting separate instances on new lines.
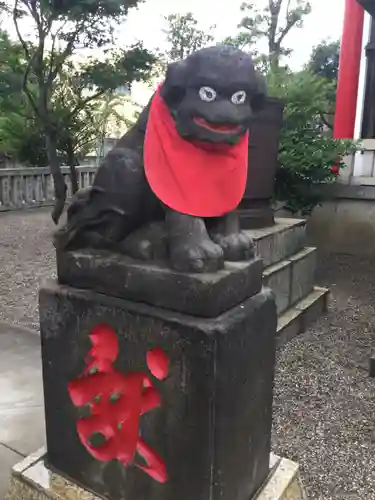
xmin=0 ymin=207 xmax=56 ymax=331
xmin=272 ymin=253 xmax=375 ymax=500
xmin=0 ymin=209 xmax=374 ymax=499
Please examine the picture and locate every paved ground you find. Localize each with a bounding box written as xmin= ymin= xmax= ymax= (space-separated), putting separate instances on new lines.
xmin=0 ymin=322 xmax=44 ymax=500
xmin=0 ymin=209 xmax=374 ymax=499
xmin=0 ymin=208 xmax=55 ymax=498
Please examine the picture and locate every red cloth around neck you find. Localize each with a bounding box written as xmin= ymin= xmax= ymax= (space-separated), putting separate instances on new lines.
xmin=143 ymin=89 xmax=249 ymax=217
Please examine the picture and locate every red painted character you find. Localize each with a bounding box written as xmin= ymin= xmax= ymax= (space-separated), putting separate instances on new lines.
xmin=67 ymin=324 xmax=169 ymax=483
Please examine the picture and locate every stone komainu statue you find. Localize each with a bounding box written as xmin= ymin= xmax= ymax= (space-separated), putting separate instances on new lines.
xmin=54 ymin=45 xmax=267 ymax=273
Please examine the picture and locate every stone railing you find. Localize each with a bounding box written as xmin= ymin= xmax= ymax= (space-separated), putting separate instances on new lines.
xmin=0 ymin=165 xmax=97 ymax=212
xmin=340 ymin=139 xmax=375 ymax=186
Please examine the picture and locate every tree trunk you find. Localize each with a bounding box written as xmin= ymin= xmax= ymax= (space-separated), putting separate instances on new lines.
xmin=268 ymin=39 xmax=280 ymax=71
xmin=69 ymin=163 xmax=79 ymax=194
xmin=268 ymin=0 xmax=281 ymax=71
xmin=67 ymin=143 xmax=79 ymax=194
xmin=46 ymin=132 xmax=67 ymax=224
xmin=269 ymin=51 xmax=279 ymax=72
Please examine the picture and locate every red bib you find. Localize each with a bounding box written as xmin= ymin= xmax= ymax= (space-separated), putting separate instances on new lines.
xmin=144 ymin=89 xmax=248 ymax=217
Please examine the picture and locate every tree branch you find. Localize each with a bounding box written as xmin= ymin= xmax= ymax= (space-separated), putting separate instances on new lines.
xmin=13 ymin=0 xmax=30 ymax=61
xmin=47 ymin=20 xmax=69 ymax=84
xmin=75 ymin=136 xmax=96 ymax=150
xmin=269 ymin=0 xmax=283 ymax=15
xmin=276 ymin=17 xmax=299 ymax=46
xmin=268 ymin=0 xmax=281 ymax=50
xmin=48 ymin=34 xmax=58 ymax=80
xmin=47 ymin=23 xmax=85 ymax=87
xmin=13 ymin=1 xmax=41 ymax=119
xmin=286 ymin=0 xmax=292 ymax=19
xmin=15 ymin=0 xmax=48 ymax=111
xmin=22 ymin=0 xmax=40 ymax=27
xmin=21 ymin=62 xmax=40 ymax=117
xmin=68 ymin=89 xmax=107 ymax=120
xmin=319 ymin=112 xmax=333 ymax=130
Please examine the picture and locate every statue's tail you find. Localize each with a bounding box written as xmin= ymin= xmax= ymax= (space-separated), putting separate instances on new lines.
xmin=53 ymin=187 xmax=127 ymax=251
xmin=53 ymin=186 xmax=93 ymax=250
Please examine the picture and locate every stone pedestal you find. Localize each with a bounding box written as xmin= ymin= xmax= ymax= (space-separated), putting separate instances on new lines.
xmin=5 ymin=449 xmax=308 ymax=500
xmin=56 ymin=249 xmax=263 ymax=318
xmin=238 ymin=98 xmax=284 ymax=229
xmin=37 ymin=252 xmax=277 ymax=500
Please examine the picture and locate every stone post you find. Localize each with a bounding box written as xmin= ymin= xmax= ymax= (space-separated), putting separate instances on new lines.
xmin=238 ymin=98 xmax=284 ymax=229
xmin=36 ymin=250 xmax=277 ymax=500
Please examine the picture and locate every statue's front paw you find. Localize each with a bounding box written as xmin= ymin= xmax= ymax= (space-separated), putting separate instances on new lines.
xmin=211 ymin=231 xmax=254 ymax=261
xmin=170 ymin=239 xmax=224 ymax=273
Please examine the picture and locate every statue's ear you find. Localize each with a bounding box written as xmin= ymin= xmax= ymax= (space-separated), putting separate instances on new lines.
xmin=160 ymin=60 xmax=188 ymax=108
xmin=250 ymin=72 xmax=267 ymax=113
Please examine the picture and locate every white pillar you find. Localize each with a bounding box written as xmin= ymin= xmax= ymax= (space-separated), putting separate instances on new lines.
xmin=354 ymin=10 xmax=371 ymax=139
xmin=353 ymin=11 xmax=371 ymax=177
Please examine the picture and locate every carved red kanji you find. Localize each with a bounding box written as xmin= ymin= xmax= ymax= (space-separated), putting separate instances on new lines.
xmin=68 ymin=324 xmax=169 ymax=483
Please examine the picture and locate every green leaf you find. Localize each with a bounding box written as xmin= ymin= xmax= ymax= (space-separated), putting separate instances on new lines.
xmin=269 ymin=68 xmax=358 ymax=214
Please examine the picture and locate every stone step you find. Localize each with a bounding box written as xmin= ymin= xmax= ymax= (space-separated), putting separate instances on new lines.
xmin=245 ymin=218 xmax=306 ymax=268
xmin=276 ymin=286 xmax=330 ymax=348
xmin=262 ymin=246 xmax=317 ymax=315
xmin=246 ymin=219 xmax=327 ymax=346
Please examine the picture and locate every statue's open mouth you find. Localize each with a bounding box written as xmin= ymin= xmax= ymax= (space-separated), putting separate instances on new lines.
xmin=193 ymin=117 xmax=241 ymax=134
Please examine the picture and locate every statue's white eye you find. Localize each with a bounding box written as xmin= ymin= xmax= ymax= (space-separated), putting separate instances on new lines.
xmin=199 ymin=86 xmax=216 ymax=102
xmin=231 ymin=90 xmax=247 ymax=105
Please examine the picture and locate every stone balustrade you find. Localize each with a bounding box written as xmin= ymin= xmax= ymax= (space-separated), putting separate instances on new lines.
xmin=0 ymin=165 xmax=97 ymax=211
xmin=339 ymin=140 xmax=375 ymax=186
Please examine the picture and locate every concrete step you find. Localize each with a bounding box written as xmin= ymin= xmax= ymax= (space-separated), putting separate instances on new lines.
xmin=246 ymin=219 xmax=325 ymax=345
xmin=262 ymin=246 xmax=317 ymax=315
xmin=276 ymin=286 xmax=330 ymax=348
xmin=245 ymin=218 xmax=306 ymax=268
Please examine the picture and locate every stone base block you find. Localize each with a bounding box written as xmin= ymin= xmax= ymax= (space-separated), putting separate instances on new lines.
xmin=38 ymin=281 xmax=276 ymax=500
xmin=289 ymin=248 xmax=316 ymax=306
xmin=276 ymin=287 xmax=330 ymax=348
xmin=254 ymin=454 xmax=308 ymax=500
xmin=262 ymin=247 xmax=317 ymax=315
xmin=246 ymin=218 xmax=306 ymax=268
xmin=56 ymin=249 xmax=263 ymax=318
xmin=5 ymin=450 xmax=308 ymax=500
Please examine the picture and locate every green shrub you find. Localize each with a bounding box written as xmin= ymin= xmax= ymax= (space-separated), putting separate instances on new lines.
xmin=267 ymin=69 xmax=358 ymax=215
